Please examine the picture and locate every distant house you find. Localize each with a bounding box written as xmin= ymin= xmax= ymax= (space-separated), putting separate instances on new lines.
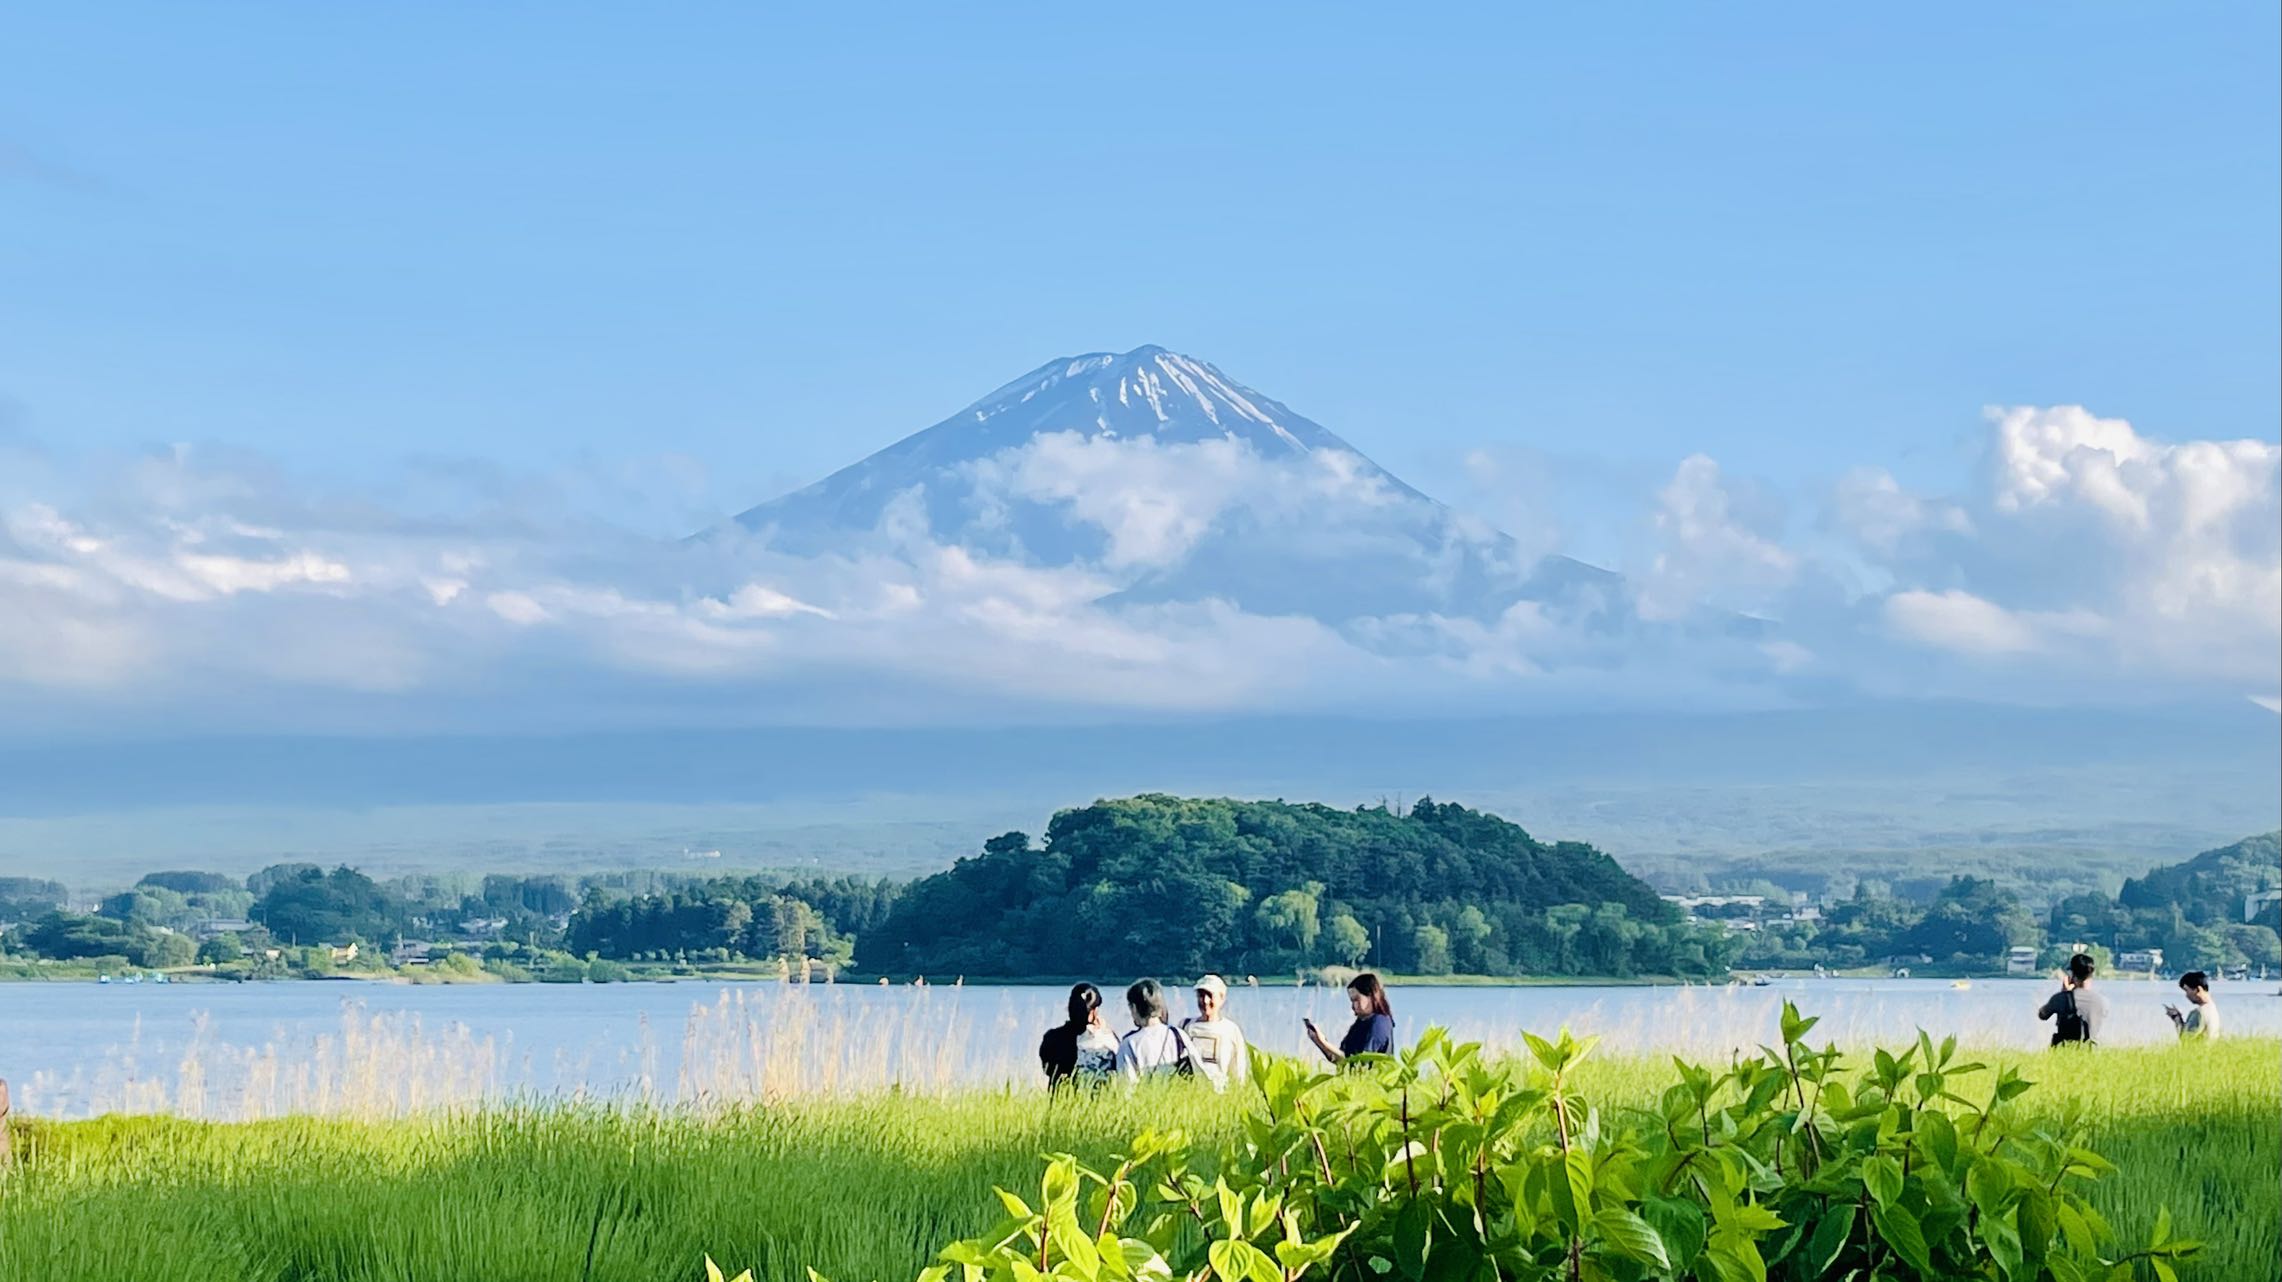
xmin=2116 ymin=948 xmax=2164 ymax=973
xmin=2005 ymin=946 xmax=2038 ymax=975
xmin=457 ymin=917 xmax=509 ymax=938
xmin=2246 ymin=889 xmax=2282 ymax=923
xmin=1661 ymin=894 xmax=1767 ymax=911
xmin=192 ymin=918 xmax=254 ymax=940
xmin=328 ymin=942 xmax=359 ymax=964
xmin=391 ymin=940 xmax=434 ymax=966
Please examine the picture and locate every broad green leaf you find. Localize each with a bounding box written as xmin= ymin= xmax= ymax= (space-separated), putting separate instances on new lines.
xmin=1392 ymin=1196 xmax=1433 ymax=1281
xmin=1215 ymin=1181 xmax=1243 ymax=1235
xmin=1245 ymin=1193 xmax=1281 ymax=1242
xmin=2016 ymin=1186 xmax=2057 ymax=1267
xmin=996 ymin=1189 xmax=1036 ymax=1220
xmin=1967 ymin=1159 xmax=2013 ymax=1216
xmin=1049 ymin=1211 xmax=1100 ymax=1280
xmin=1986 ymin=1213 xmax=2024 ymax=1281
xmin=1801 ymin=1202 xmax=1853 ymax=1276
xmin=1725 ymin=1201 xmax=1786 ymax=1234
xmin=1860 ymin=1154 xmax=1904 ymax=1208
xmin=1871 ymin=1203 xmax=1935 ymax=1278
xmin=1522 ymin=1031 xmax=1561 ymax=1072
xmin=2053 ymin=1201 xmax=2096 ymax=1258
xmin=1208 ymin=1238 xmax=1265 ymax=1282
xmin=1560 ymin=1149 xmax=1595 ymax=1229
xmin=1641 ymin=1196 xmax=1707 ymax=1272
xmin=1591 ymin=1207 xmax=1670 ymax=1271
xmin=1711 ymin=1236 xmax=1768 ymax=1282
xmin=1916 ymin=1110 xmax=1959 ymax=1172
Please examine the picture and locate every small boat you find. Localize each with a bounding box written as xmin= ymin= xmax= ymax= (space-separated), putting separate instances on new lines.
xmin=1950 ymin=980 xmax=1972 ymax=991
xmin=1749 ymin=975 xmax=1773 ymax=987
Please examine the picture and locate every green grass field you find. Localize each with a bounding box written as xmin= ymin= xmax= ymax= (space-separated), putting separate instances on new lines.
xmin=1 ymin=1040 xmax=2273 ymax=1282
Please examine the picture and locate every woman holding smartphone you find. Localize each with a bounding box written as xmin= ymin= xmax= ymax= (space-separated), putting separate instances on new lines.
xmin=1305 ymin=972 xmax=1394 ymax=1066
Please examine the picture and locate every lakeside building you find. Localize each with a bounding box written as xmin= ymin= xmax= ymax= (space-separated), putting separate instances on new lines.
xmin=2005 ymin=946 xmax=2038 ymax=975
xmin=2116 ymin=948 xmax=2164 ymax=973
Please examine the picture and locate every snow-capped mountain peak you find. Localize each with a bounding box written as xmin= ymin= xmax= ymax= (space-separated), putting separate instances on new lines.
xmin=723 ymin=346 xmax=1616 ymax=624
xmin=962 ymin=345 xmax=1321 ymax=453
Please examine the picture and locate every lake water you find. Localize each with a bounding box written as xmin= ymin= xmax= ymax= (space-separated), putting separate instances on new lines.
xmin=3 ymin=976 xmax=2274 ymax=1118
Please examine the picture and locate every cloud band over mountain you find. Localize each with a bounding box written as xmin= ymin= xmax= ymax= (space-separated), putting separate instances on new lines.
xmin=1 ymin=349 xmax=2274 ymax=735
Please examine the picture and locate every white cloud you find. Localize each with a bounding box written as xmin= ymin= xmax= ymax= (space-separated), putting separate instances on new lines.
xmin=1 ymin=400 xmax=2273 ymax=732
xmin=962 ymin=432 xmax=1410 ymax=571
xmin=1883 ymin=589 xmax=2041 ymax=655
xmin=1635 ymin=455 xmax=1797 ymax=622
xmin=1846 ymin=406 xmax=2279 ymax=689
xmin=965 ymin=432 xmax=1254 ymax=569
xmin=1827 ymin=466 xmax=1972 ymax=557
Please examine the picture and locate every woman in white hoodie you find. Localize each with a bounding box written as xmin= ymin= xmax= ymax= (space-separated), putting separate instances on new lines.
xmin=1114 ymin=978 xmax=1188 ymax=1081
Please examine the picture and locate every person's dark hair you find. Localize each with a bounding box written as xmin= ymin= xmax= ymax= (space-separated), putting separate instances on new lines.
xmin=2178 ymin=971 xmax=2210 ymax=993
xmin=1127 ymin=978 xmax=1167 ymax=1023
xmin=2067 ymin=953 xmax=2096 ymax=983
xmin=1064 ymin=982 xmax=1102 ymax=1027
xmin=1347 ymin=972 xmax=1393 ymax=1018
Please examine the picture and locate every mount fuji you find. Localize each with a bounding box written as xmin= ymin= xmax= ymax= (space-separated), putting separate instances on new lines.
xmin=726 ymin=345 xmax=1629 ymax=626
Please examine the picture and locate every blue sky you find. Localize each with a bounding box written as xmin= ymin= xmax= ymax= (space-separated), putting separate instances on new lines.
xmin=0 ymin=6 xmax=2276 ymax=737
xmin=4 ymin=4 xmax=2274 ymax=524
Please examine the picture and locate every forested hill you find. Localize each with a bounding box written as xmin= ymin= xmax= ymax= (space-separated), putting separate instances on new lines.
xmin=855 ymin=795 xmax=1723 ymax=979
xmin=2119 ymin=831 xmax=2282 ymax=926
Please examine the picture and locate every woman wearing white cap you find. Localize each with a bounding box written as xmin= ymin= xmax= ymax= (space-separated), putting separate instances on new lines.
xmin=1180 ymin=974 xmax=1249 ymax=1090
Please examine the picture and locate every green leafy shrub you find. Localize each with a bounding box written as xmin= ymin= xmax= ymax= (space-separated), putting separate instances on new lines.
xmin=809 ymin=1005 xmax=2196 ymax=1282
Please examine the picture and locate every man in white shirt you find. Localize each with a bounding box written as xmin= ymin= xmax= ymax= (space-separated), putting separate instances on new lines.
xmin=1180 ymin=973 xmax=1250 ymax=1091
xmin=2167 ymin=971 xmax=2223 ymax=1040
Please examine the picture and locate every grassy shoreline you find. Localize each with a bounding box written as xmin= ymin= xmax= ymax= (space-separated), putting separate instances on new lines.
xmin=2 ymin=1038 xmax=2272 ymax=1282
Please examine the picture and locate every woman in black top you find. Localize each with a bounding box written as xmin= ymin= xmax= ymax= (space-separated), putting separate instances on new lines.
xmin=1039 ymin=982 xmax=1117 ymax=1087
xmin=1305 ymin=972 xmax=1396 ymax=1066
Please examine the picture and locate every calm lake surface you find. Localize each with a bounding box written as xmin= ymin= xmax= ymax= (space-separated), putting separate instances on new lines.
xmin=4 ymin=976 xmax=2274 ymax=1118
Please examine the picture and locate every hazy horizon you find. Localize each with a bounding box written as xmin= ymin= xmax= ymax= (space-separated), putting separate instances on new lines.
xmin=3 ymin=7 xmax=2275 ymax=891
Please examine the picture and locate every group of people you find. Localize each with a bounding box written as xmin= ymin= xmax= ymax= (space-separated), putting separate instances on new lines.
xmin=2037 ymin=952 xmax=2224 ymax=1045
xmin=1040 ymin=972 xmax=1397 ymax=1090
xmin=1040 ymin=954 xmax=2222 ymax=1091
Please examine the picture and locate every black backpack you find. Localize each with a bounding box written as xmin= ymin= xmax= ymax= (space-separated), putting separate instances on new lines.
xmin=2051 ymin=989 xmax=2092 ymax=1045
xmin=1169 ymin=1023 xmax=1198 ymax=1077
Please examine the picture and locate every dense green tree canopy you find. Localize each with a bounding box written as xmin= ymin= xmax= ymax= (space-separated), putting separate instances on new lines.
xmin=856 ymin=795 xmax=1711 ymax=979
xmin=2119 ymin=832 xmax=2280 ymax=928
xmin=252 ymin=866 xmax=398 ymax=945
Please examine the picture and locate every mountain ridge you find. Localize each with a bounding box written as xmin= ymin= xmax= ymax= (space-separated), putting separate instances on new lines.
xmin=723 ymin=345 xmax=1611 ymax=625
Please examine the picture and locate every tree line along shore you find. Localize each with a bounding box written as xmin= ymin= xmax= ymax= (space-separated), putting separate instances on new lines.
xmin=2 ymin=797 xmax=2274 ymax=985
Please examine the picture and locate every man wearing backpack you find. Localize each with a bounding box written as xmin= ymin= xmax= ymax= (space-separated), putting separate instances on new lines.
xmin=2037 ymin=952 xmax=2108 ymax=1046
